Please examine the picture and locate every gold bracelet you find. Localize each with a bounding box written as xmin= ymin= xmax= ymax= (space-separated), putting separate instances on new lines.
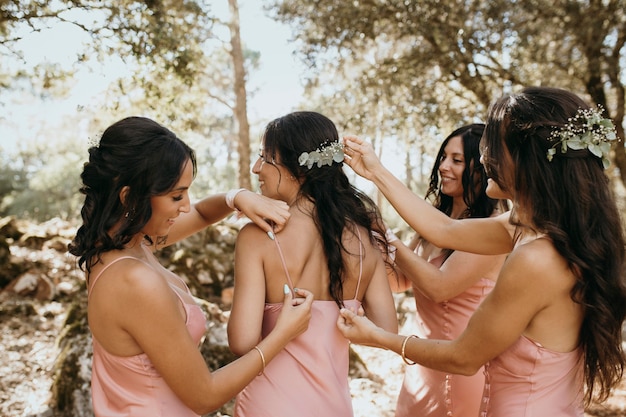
xmin=253 ymin=345 xmax=266 ymax=375
xmin=401 ymin=335 xmax=418 ymax=365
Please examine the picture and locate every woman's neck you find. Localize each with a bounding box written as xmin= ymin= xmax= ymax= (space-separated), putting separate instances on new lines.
xmin=450 ymin=196 xmax=468 ymax=219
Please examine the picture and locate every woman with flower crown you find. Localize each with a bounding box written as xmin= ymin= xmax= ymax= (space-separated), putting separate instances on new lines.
xmin=228 ymin=110 xmax=398 ymax=417
xmin=337 ymin=87 xmax=626 ymax=417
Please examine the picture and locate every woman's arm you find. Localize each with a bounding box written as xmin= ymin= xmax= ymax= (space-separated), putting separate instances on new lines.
xmin=109 ymin=260 xmax=312 ymax=415
xmin=338 ymin=242 xmax=554 ymax=375
xmin=386 ymin=264 xmax=412 ymax=293
xmin=343 ymin=136 xmax=513 ymax=255
xmin=393 ymin=240 xmax=506 ymax=302
xmin=227 ymin=223 xmax=270 ymax=354
xmin=361 ymin=246 xmax=399 ymax=334
xmin=167 ymin=190 xmax=290 ymax=245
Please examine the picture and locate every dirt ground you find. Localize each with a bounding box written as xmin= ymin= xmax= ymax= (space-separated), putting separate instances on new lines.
xmin=1 ymin=297 xmax=625 ymax=417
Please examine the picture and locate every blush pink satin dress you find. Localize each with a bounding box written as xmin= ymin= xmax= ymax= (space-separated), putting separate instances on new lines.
xmin=233 ymin=235 xmax=364 ymax=417
xmin=480 ymin=335 xmax=584 ymax=417
xmin=395 ymin=254 xmax=495 ymax=417
xmin=88 ymin=255 xmax=207 ymax=417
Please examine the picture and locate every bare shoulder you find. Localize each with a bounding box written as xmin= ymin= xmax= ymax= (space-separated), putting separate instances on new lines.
xmin=503 ymin=237 xmax=572 ymax=292
xmin=88 ymin=257 xmax=177 ymax=331
xmin=237 ymin=222 xmax=271 ymax=245
xmin=514 ymin=237 xmax=565 ymax=266
xmin=235 ymin=222 xmax=277 ymax=267
xmin=349 ymin=225 xmax=383 ymax=265
xmin=238 ymin=221 xmax=264 ymax=237
xmin=90 ymin=257 xmax=171 ymax=302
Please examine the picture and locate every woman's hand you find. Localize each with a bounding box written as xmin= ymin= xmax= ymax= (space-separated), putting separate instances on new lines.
xmin=272 ymin=286 xmax=314 ymax=342
xmin=342 ymin=135 xmax=385 ymax=180
xmin=234 ymin=191 xmax=291 ymax=236
xmin=336 ymin=306 xmax=382 ymax=346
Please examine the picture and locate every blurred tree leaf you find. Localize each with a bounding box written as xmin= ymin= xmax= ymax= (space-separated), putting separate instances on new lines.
xmin=271 ymin=0 xmax=626 ymax=184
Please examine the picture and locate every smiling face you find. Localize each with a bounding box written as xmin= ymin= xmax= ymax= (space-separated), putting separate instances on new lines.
xmin=251 ymin=146 xmax=279 ymax=197
xmin=143 ymin=158 xmax=193 ymax=238
xmin=251 ymin=146 xmax=298 ymax=204
xmin=438 ymin=135 xmax=466 ymax=200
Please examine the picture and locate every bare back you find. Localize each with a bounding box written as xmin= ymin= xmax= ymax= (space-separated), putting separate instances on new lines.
xmin=261 ymin=209 xmax=377 ymax=304
xmin=228 ymin=204 xmax=397 ymax=355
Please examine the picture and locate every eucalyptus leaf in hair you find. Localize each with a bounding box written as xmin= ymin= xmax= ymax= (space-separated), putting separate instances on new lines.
xmin=298 ymin=140 xmax=344 ymax=169
xmin=546 ymin=105 xmax=618 ymax=169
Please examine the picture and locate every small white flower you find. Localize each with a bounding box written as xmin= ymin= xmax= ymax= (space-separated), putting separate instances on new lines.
xmin=547 ymin=105 xmax=618 ymax=169
xmin=298 ymin=140 xmax=344 ymax=169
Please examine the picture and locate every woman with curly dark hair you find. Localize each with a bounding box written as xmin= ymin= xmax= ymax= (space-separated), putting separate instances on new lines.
xmin=389 ymin=124 xmax=509 ymax=417
xmin=68 ymin=116 xmax=313 ymax=417
xmin=339 ymin=87 xmax=626 ymax=417
xmin=228 ymin=111 xmax=398 ymax=417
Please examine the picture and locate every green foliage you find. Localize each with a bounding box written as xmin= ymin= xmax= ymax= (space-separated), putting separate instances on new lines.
xmin=0 ymin=0 xmax=214 ymax=87
xmin=0 ymin=136 xmax=84 ymax=221
xmin=0 ymin=0 xmax=267 ymax=220
xmin=270 ymin=0 xmax=626 ymax=185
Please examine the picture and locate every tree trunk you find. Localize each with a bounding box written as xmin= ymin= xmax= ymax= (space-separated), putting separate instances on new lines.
xmin=228 ymin=0 xmax=252 ymax=189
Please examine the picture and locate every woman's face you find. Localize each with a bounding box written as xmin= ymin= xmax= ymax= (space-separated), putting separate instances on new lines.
xmin=485 ymin=178 xmax=510 ymax=200
xmin=251 ymin=144 xmax=296 ymax=202
xmin=480 ymin=146 xmax=514 ymax=201
xmin=144 ymin=159 xmax=193 ymax=237
xmin=438 ymin=135 xmax=466 ymax=199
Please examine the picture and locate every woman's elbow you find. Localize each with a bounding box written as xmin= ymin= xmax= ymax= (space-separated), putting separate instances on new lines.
xmin=378 ymin=314 xmax=399 ymax=334
xmin=227 ymin=331 xmax=252 ymax=356
xmin=446 ymin=356 xmax=483 ymax=376
xmin=414 ymin=286 xmax=450 ymax=304
xmin=228 ymin=338 xmax=252 ymax=357
xmin=383 ymin=320 xmax=398 ymax=334
xmin=229 ymin=345 xmax=247 ymax=357
xmin=454 ymin=364 xmax=482 ymax=376
xmin=191 ymin=398 xmax=227 ymax=416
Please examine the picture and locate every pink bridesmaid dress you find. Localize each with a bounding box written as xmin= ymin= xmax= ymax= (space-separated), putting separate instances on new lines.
xmin=395 ymin=254 xmax=495 ymax=417
xmin=233 ymin=236 xmax=364 ymax=417
xmin=89 ymin=254 xmax=207 ymax=417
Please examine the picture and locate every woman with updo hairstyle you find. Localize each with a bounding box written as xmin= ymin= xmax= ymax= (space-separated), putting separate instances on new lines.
xmin=339 ymin=86 xmax=626 ymax=417
xmin=228 ymin=111 xmax=398 ymax=417
xmin=69 ymin=116 xmax=313 ymax=417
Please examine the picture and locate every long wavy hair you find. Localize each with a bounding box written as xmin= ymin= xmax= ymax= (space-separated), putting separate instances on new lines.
xmin=481 ymin=86 xmax=626 ymax=405
xmin=261 ymin=111 xmax=387 ymax=307
xmin=68 ymin=116 xmax=197 ymax=277
xmin=423 ymin=124 xmax=509 ymax=262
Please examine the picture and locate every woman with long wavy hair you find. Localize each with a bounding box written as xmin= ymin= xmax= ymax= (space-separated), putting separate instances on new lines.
xmin=390 ymin=124 xmax=509 ymax=417
xmin=338 ymin=87 xmax=626 ymax=417
xmin=228 ymin=111 xmax=398 ymax=417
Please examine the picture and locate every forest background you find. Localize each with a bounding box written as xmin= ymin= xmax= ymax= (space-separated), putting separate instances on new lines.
xmin=2 ymin=0 xmax=626 ymax=226
xmin=1 ymin=1 xmax=626 ymax=416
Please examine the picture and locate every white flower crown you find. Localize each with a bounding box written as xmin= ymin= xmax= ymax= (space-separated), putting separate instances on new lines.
xmin=547 ymin=105 xmax=618 ymax=169
xmin=298 ymin=140 xmax=345 ymax=169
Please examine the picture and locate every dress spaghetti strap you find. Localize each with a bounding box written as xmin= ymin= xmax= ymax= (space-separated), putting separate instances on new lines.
xmin=272 ymin=236 xmax=296 ymax=296
xmin=87 ymin=256 xmax=148 ymax=299
xmin=271 ymin=227 xmax=364 ymax=300
xmin=352 ymin=228 xmax=363 ymax=301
